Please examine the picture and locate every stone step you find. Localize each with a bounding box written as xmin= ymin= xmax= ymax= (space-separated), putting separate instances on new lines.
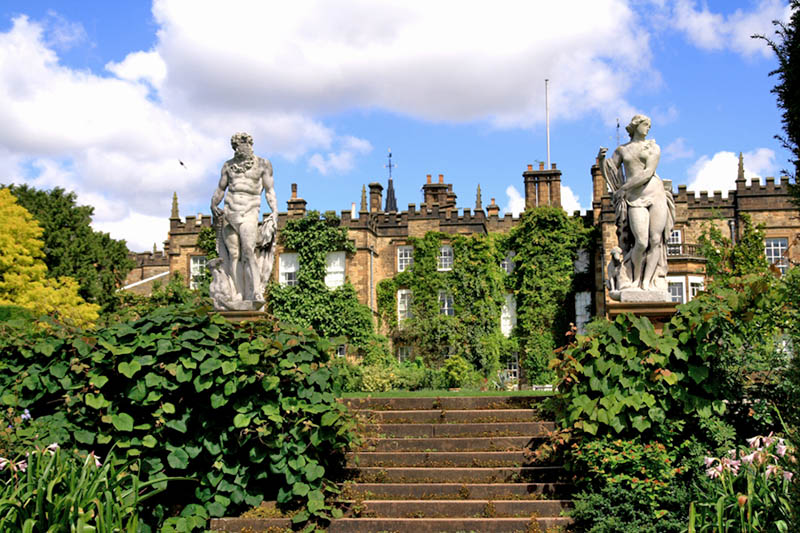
xmin=342 ymin=396 xmax=546 ymax=411
xmin=363 ymin=435 xmax=538 ymax=452
xmin=363 ymin=421 xmax=554 ymax=438
xmin=327 ymin=517 xmax=572 ymax=532
xmin=357 ymin=408 xmax=542 ymax=424
xmin=343 ymin=499 xmax=572 ymax=518
xmin=348 ymin=451 xmax=528 ymax=467
xmin=210 ymin=516 xmax=573 ymax=533
xmin=340 ymin=482 xmax=571 ymax=500
xmin=347 ymin=466 xmax=564 ymax=484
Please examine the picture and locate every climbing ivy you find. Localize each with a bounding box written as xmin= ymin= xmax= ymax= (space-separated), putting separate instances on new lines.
xmin=267 ymin=211 xmax=385 ymax=354
xmin=376 ymin=208 xmax=591 ymax=383
xmin=507 ymin=207 xmax=592 ymax=381
xmin=377 ymin=231 xmax=515 ymax=379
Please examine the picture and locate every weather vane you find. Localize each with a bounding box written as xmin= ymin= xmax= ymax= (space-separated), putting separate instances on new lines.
xmin=385 ymin=148 xmax=396 ymax=180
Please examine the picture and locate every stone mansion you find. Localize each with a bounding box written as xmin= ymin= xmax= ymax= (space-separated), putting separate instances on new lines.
xmin=125 ymin=154 xmax=800 ymax=333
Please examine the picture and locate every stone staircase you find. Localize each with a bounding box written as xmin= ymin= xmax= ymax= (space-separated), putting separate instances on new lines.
xmin=210 ymin=395 xmax=572 ymax=532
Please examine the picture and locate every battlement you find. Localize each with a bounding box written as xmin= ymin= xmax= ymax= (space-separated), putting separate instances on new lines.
xmin=171 ymin=214 xmax=213 ymax=233
xmin=129 ymin=250 xmax=169 ymax=267
xmin=737 ymin=176 xmax=788 ymax=195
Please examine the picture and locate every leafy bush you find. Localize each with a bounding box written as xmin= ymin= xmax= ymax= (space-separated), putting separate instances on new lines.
xmin=360 ymin=365 xmax=396 ymax=392
xmin=0 ymin=304 xmax=356 ymax=529
xmin=0 ymin=445 xmax=174 ymax=531
xmin=0 ymin=406 xmax=70 ymax=460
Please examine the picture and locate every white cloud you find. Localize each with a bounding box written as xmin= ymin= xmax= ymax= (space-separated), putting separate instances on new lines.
xmin=561 ymin=186 xmax=585 ymax=215
xmin=42 ymin=10 xmax=88 ymax=50
xmin=106 ymin=50 xmax=167 ymax=89
xmin=503 ymin=183 xmax=585 ymax=215
xmin=687 ymin=148 xmax=777 ymax=196
xmin=92 ymin=211 xmax=169 ymax=252
xmin=673 ymin=0 xmax=792 ymax=58
xmin=308 ymin=135 xmax=372 ymax=175
xmin=503 ymin=186 xmax=525 ymax=216
xmin=663 ymin=137 xmax=695 ymax=161
xmin=151 ymin=0 xmax=653 ymax=126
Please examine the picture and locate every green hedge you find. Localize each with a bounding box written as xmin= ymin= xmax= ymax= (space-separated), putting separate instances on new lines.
xmin=0 ymin=304 xmax=356 ymax=529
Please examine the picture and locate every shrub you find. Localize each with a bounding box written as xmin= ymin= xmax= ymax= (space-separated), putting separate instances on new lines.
xmin=0 ymin=304 xmax=356 ymax=530
xmin=360 ymin=365 xmax=396 ymax=392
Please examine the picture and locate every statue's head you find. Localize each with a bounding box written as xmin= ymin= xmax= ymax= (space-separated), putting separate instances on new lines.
xmin=610 ymin=246 xmax=623 ymax=261
xmin=625 ymin=114 xmax=651 ymax=139
xmin=231 ymin=132 xmax=254 ymax=153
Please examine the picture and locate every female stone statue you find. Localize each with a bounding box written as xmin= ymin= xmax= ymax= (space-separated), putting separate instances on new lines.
xmin=598 ymin=115 xmax=675 ymax=295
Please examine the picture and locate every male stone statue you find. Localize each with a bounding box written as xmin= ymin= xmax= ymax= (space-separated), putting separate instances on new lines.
xmin=209 ymin=132 xmax=278 ymax=310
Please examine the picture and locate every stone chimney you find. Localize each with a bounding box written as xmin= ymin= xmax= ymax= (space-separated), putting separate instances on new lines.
xmin=422 ymin=173 xmax=455 ymax=208
xmin=170 ymin=192 xmax=180 ymax=219
xmin=522 ymin=162 xmax=562 ymax=209
xmin=360 ymin=185 xmax=368 ymax=213
xmin=287 ymin=183 xmax=307 ymax=217
xmin=368 ymin=182 xmax=383 ymax=213
xmin=475 ymin=184 xmax=482 ymax=210
xmin=486 ymin=197 xmax=500 ymax=217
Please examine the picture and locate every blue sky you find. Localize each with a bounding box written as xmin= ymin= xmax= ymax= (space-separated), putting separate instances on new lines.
xmin=0 ymin=0 xmax=794 ymax=252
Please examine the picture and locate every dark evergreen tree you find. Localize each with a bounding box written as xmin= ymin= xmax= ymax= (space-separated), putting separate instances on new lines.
xmin=756 ymin=1 xmax=800 ymax=182
xmin=3 ymin=184 xmax=134 ymax=312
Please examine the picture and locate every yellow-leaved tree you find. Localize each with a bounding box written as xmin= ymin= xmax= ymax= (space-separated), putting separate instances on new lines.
xmin=0 ymin=188 xmax=99 ymax=326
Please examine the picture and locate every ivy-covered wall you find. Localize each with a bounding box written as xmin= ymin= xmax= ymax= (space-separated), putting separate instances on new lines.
xmin=376 ymin=207 xmax=591 ymax=383
xmin=266 ymin=211 xmax=387 ymax=356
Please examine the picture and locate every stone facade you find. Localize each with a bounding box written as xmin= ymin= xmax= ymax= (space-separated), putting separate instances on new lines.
xmin=125 ymin=155 xmax=800 ymax=325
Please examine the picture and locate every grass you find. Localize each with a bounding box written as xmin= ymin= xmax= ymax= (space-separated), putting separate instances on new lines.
xmin=341 ymin=389 xmax=555 ymax=398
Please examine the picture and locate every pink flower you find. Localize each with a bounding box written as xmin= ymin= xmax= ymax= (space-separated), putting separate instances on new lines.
xmin=724 ymin=459 xmax=741 ymax=475
xmin=765 ymin=464 xmax=778 ymax=479
xmin=706 ymin=467 xmax=720 ymax=479
xmin=704 ymin=456 xmax=715 ymax=467
xmin=783 ymin=471 xmax=794 ymax=481
xmin=747 ymin=436 xmax=762 ymax=449
xmin=0 ymin=457 xmax=7 ymax=470
xmin=741 ymin=451 xmax=757 ymax=464
xmin=16 ymin=460 xmax=27 ymax=472
xmin=88 ymin=452 xmax=102 ymax=468
xmin=776 ymin=443 xmax=787 ymax=457
xmin=46 ymin=443 xmax=59 ymax=454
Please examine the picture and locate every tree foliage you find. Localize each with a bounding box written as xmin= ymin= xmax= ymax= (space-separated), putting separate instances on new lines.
xmin=0 ymin=189 xmax=99 ymax=326
xmin=698 ymin=213 xmax=770 ymax=284
xmin=755 ymin=1 xmax=800 ymax=186
xmin=3 ymin=185 xmax=134 ymax=312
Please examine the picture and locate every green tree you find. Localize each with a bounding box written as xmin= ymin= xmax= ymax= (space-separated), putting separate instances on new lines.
xmin=698 ymin=213 xmax=769 ymax=284
xmin=755 ymin=1 xmax=799 ymax=183
xmin=0 ymin=188 xmax=99 ymax=326
xmin=3 ymin=184 xmax=134 ymax=312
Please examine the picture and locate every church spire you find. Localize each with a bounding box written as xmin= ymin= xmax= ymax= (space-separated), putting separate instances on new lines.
xmin=384 ymin=148 xmax=398 ymax=212
xmin=475 ymin=183 xmax=482 ymax=209
xmin=170 ymin=192 xmax=180 ymax=219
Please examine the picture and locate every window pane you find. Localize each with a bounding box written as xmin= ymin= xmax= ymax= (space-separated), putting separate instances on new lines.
xmin=325 ymin=251 xmax=346 ymax=288
xmin=190 ymin=256 xmax=207 ymax=289
xmin=438 ymin=245 xmax=453 ymax=271
xmin=501 ymin=293 xmax=517 ymax=337
xmin=280 ymin=253 xmax=299 ymax=286
xmin=668 ymin=282 xmax=684 ymax=303
xmin=397 ymin=346 xmax=412 ymax=362
xmin=397 ymin=289 xmax=412 ymax=321
xmin=397 ymin=246 xmax=414 ymax=272
xmin=501 ymin=251 xmax=516 ymax=274
xmin=765 ymin=238 xmax=789 ymax=274
xmin=438 ymin=290 xmax=454 ymax=316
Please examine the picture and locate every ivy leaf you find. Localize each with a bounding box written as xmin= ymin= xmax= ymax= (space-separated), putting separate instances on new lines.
xmin=111 ymin=412 xmax=134 ymax=432
xmin=305 ymin=463 xmax=325 ymax=482
xmin=167 ymin=448 xmax=190 ymax=469
xmin=118 ymin=360 xmax=142 ymax=379
xmin=631 ymin=416 xmax=651 ymax=433
xmin=85 ymin=393 xmax=110 ymax=409
xmin=233 ymin=413 xmax=252 ymax=428
xmin=142 ymin=435 xmax=157 ymax=448
xmin=293 ymin=482 xmax=310 ymax=496
xmin=687 ymin=364 xmax=709 ymax=384
xmin=239 ymin=343 xmax=258 ymax=365
xmin=74 ymin=430 xmax=95 ymax=444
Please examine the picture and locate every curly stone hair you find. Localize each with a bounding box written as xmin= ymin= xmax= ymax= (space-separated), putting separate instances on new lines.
xmin=230 ymin=132 xmax=254 ymax=150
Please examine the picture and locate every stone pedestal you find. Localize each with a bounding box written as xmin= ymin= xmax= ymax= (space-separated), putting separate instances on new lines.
xmin=216 ymin=310 xmax=269 ymax=323
xmin=606 ymin=301 xmax=677 ymax=333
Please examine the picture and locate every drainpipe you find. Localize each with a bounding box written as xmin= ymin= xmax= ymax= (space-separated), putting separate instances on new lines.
xmin=368 ymin=245 xmax=375 ymax=312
